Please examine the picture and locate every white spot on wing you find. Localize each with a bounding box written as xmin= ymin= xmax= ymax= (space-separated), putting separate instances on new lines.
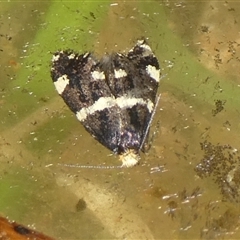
xmin=128 ymin=40 xmax=153 ymax=56
xmin=68 ymin=53 xmax=75 ymax=59
xmin=117 ymin=96 xmax=154 ymax=113
xmin=76 ymin=96 xmax=154 ymax=121
xmin=137 ymin=39 xmax=144 ymax=45
xmin=114 ymin=69 xmax=127 ymax=78
xmin=146 ymin=65 xmax=160 ymax=82
xmin=138 ymin=41 xmax=152 ymax=52
xmin=76 ymin=97 xmax=115 ymax=121
xmin=83 ymin=52 xmax=89 ymax=58
xmin=92 ymin=71 xmax=105 ymax=80
xmin=52 ymin=54 xmax=60 ymax=62
xmin=54 ymin=74 xmax=69 ymax=94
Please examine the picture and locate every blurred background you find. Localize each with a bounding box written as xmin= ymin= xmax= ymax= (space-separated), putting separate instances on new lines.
xmin=0 ymin=1 xmax=240 ymax=239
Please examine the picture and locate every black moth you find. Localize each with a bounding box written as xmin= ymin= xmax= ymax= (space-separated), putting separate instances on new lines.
xmin=50 ymin=40 xmax=160 ymax=167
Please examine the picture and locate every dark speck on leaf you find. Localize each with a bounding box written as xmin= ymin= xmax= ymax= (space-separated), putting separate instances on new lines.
xmin=14 ymin=225 xmax=31 ymax=235
xmin=212 ymin=99 xmax=226 ymax=116
xmin=90 ymin=12 xmax=96 ymax=19
xmin=76 ymin=198 xmax=87 ymax=212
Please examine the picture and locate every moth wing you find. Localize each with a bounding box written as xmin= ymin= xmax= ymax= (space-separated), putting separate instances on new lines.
xmin=99 ymin=40 xmax=160 ymax=152
xmin=51 ymin=51 xmax=122 ymax=152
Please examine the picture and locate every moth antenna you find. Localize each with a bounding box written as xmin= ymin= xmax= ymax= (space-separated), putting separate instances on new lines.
xmin=57 ymin=163 xmax=122 ymax=169
xmin=140 ymin=94 xmax=161 ymax=151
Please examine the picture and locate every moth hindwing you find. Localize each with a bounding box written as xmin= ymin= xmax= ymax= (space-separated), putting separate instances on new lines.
xmin=51 ymin=40 xmax=160 ymax=167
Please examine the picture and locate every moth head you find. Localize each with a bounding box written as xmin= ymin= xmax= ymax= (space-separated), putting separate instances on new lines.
xmin=119 ymin=149 xmax=140 ymax=168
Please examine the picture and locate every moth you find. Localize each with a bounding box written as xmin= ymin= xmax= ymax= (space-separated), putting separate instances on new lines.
xmin=50 ymin=40 xmax=160 ymax=167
